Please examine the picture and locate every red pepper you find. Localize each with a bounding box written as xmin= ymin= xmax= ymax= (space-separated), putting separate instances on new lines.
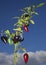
xmin=23 ymin=53 xmax=29 ymax=63
xmin=24 ymin=25 xmax=28 ymax=32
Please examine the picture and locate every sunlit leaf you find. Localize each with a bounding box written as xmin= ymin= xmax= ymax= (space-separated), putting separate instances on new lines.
xmin=10 ymin=33 xmax=15 ymax=38
xmin=5 ymin=30 xmax=10 ymax=35
xmin=30 ymin=20 xmax=35 ymax=24
xmin=8 ymin=38 xmax=13 ymax=44
xmin=12 ymin=16 xmax=20 ymax=19
xmin=14 ymin=23 xmax=18 ymax=26
xmin=20 ymin=9 xmax=26 ymax=12
xmin=13 ymin=28 xmax=23 ymax=33
xmin=37 ymin=3 xmax=45 ymax=8
xmin=34 ymin=12 xmax=39 ymax=15
xmin=20 ymin=47 xmax=26 ymax=52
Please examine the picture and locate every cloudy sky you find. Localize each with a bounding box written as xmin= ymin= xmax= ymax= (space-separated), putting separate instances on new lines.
xmin=0 ymin=0 xmax=46 ymax=65
xmin=0 ymin=51 xmax=46 ymax=65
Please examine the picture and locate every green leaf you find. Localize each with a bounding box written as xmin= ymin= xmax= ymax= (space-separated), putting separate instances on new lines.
xmin=30 ymin=20 xmax=35 ymax=24
xmin=8 ymin=38 xmax=13 ymax=44
xmin=10 ymin=33 xmax=15 ymax=38
xmin=12 ymin=16 xmax=20 ymax=19
xmin=34 ymin=12 xmax=39 ymax=15
xmin=32 ymin=12 xmax=39 ymax=15
xmin=14 ymin=23 xmax=18 ymax=26
xmin=21 ymin=47 xmax=26 ymax=52
xmin=20 ymin=9 xmax=26 ymax=12
xmin=13 ymin=28 xmax=23 ymax=33
xmin=5 ymin=30 xmax=10 ymax=35
xmin=37 ymin=3 xmax=45 ymax=8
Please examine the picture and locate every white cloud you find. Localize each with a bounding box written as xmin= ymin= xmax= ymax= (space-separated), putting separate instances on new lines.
xmin=0 ymin=50 xmax=46 ymax=65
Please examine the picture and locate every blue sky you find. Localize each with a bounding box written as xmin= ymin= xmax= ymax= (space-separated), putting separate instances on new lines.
xmin=0 ymin=0 xmax=46 ymax=54
xmin=0 ymin=1 xmax=46 ymax=64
